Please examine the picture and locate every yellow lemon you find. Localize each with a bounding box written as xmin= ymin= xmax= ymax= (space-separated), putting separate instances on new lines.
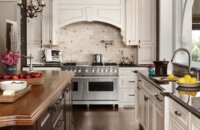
xmin=190 ymin=77 xmax=197 ymax=83
xmin=184 ymin=74 xmax=191 ymax=83
xmin=178 ymin=78 xmax=186 ymax=83
xmin=190 ymin=92 xmax=197 ymax=97
xmin=167 ymin=74 xmax=175 ymax=79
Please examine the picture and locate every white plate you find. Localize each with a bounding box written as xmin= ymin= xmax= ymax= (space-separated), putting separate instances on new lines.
xmin=176 ymin=81 xmax=200 ymax=87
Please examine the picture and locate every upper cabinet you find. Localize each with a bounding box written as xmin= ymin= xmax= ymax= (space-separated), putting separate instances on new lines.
xmin=52 ymin=0 xmax=125 ymax=44
xmin=125 ymin=0 xmax=156 ymax=64
xmin=42 ymin=0 xmax=53 ymax=45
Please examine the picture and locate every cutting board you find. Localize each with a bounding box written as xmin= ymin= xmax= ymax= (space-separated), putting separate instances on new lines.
xmin=153 ymin=77 xmax=178 ymax=82
xmin=0 ymin=85 xmax=31 ymax=103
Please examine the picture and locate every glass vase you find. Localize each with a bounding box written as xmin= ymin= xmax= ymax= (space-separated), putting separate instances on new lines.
xmin=4 ymin=65 xmax=17 ymax=75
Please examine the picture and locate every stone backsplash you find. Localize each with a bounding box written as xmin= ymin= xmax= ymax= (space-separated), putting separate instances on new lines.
xmin=49 ymin=22 xmax=137 ymax=64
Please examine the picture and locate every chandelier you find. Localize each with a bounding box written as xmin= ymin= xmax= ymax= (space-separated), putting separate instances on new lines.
xmin=18 ymin=0 xmax=46 ymax=18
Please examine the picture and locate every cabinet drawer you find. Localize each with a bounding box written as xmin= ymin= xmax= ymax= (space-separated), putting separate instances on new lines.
xmin=119 ymin=89 xmax=135 ymax=102
xmin=169 ymin=99 xmax=189 ymax=126
xmin=120 ymin=76 xmax=136 ymax=88
xmin=119 ymin=69 xmax=135 ymax=76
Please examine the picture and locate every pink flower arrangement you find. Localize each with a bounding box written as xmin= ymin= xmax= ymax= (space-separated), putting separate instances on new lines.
xmin=0 ymin=50 xmax=20 ymax=66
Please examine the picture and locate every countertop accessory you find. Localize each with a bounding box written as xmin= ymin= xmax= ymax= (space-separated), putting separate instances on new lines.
xmin=0 ymin=85 xmax=31 ymax=103
xmin=153 ymin=60 xmax=169 ymax=76
xmin=153 ymin=77 xmax=178 ymax=82
xmin=0 ymin=81 xmax=27 ymax=92
xmin=177 ymin=81 xmax=200 ymax=87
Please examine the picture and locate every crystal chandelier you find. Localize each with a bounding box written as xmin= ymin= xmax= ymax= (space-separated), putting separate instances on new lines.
xmin=18 ymin=0 xmax=46 ymax=18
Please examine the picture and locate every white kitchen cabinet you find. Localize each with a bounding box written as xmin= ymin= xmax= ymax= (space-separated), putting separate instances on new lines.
xmin=169 ymin=116 xmax=187 ymax=130
xmin=42 ymin=0 xmax=52 ymax=45
xmin=137 ymin=0 xmax=156 ymax=64
xmin=190 ymin=114 xmax=200 ymax=130
xmin=125 ymin=0 xmax=138 ymax=45
xmin=125 ymin=0 xmax=156 ymax=63
xmin=119 ymin=67 xmax=147 ymax=107
xmin=136 ymin=74 xmax=164 ymax=130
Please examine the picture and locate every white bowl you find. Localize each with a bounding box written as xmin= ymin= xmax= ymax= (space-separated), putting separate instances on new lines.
xmin=0 ymin=81 xmax=27 ymax=92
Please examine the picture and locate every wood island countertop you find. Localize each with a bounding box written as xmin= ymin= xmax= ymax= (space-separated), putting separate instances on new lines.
xmin=0 ymin=70 xmax=74 ymax=127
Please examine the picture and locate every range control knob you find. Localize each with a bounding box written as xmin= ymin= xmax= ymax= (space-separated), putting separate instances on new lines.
xmin=74 ymin=69 xmax=77 ymax=72
xmin=92 ymin=69 xmax=95 ymax=73
xmin=78 ymin=69 xmax=81 ymax=73
xmin=114 ymin=69 xmax=117 ymax=73
xmin=85 ymin=69 xmax=88 ymax=73
xmin=96 ymin=69 xmax=99 ymax=73
xmin=100 ymin=69 xmax=104 ymax=73
xmin=105 ymin=69 xmax=108 ymax=73
xmin=109 ymin=69 xmax=113 ymax=73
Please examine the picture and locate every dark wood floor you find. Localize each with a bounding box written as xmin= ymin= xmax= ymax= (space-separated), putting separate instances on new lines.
xmin=73 ymin=105 xmax=140 ymax=130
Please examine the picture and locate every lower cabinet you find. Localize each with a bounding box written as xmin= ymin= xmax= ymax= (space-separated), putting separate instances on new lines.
xmin=136 ymin=74 xmax=164 ymax=130
xmin=190 ymin=114 xmax=200 ymax=130
xmin=169 ymin=116 xmax=187 ymax=130
xmin=1 ymin=85 xmax=72 ymax=130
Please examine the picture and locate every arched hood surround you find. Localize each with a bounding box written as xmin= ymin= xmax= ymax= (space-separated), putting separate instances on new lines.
xmin=52 ymin=0 xmax=126 ymax=43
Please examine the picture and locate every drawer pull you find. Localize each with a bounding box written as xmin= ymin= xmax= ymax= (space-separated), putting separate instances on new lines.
xmin=138 ymin=79 xmax=142 ymax=82
xmin=40 ymin=113 xmax=51 ymax=127
xmin=144 ymin=96 xmax=149 ymax=102
xmin=174 ymin=111 xmax=181 ymax=116
xmin=129 ymin=94 xmax=135 ymax=96
xmin=154 ymin=95 xmax=163 ymax=102
xmin=129 ymin=81 xmax=135 ymax=83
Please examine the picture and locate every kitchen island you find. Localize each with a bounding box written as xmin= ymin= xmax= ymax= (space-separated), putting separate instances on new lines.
xmin=0 ymin=70 xmax=74 ymax=130
xmin=136 ymin=71 xmax=200 ymax=130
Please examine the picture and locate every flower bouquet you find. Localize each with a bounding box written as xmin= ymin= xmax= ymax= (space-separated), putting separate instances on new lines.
xmin=0 ymin=50 xmax=20 ymax=74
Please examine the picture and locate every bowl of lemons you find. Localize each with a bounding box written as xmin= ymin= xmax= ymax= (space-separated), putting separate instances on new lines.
xmin=177 ymin=74 xmax=200 ymax=87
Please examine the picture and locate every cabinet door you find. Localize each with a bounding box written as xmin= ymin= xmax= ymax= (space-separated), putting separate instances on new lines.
xmin=138 ymin=44 xmax=155 ymax=64
xmin=155 ymin=102 xmax=164 ymax=130
xmin=148 ymin=95 xmax=154 ymax=130
xmin=169 ymin=116 xmax=187 ymax=130
xmin=138 ymin=0 xmax=155 ymax=45
xmin=125 ymin=0 xmax=138 ymax=45
xmin=190 ymin=114 xmax=200 ymax=130
xmin=42 ymin=0 xmax=52 ymax=45
xmin=137 ymin=84 xmax=144 ymax=124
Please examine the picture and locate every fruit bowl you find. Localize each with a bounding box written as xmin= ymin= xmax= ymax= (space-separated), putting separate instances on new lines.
xmin=0 ymin=81 xmax=27 ymax=92
xmin=176 ymin=81 xmax=200 ymax=87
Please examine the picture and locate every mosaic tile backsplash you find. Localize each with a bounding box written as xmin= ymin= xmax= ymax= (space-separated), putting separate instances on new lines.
xmin=51 ymin=22 xmax=137 ymax=64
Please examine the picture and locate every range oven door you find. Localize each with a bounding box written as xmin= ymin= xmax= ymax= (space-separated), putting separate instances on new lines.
xmin=72 ymin=78 xmax=84 ymax=100
xmin=83 ymin=77 xmax=118 ymax=101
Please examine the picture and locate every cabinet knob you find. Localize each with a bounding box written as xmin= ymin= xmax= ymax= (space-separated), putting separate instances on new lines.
xmin=174 ymin=111 xmax=181 ymax=116
xmin=129 ymin=94 xmax=135 ymax=96
xmin=144 ymin=96 xmax=149 ymax=101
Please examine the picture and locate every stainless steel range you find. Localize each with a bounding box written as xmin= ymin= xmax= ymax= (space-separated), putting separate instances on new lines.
xmin=62 ymin=63 xmax=119 ymax=106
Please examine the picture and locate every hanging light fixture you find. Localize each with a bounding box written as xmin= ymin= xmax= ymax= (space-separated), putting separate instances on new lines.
xmin=18 ymin=0 xmax=46 ymax=18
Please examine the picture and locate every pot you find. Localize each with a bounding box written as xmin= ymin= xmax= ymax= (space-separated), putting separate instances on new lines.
xmin=93 ymin=54 xmax=102 ymax=64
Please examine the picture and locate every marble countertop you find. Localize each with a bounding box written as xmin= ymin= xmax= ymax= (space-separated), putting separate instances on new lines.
xmin=137 ymin=71 xmax=200 ymax=119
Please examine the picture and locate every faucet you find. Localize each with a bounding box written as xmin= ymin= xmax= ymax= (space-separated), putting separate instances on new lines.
xmin=21 ymin=54 xmax=33 ymax=72
xmin=171 ymin=48 xmax=191 ymax=74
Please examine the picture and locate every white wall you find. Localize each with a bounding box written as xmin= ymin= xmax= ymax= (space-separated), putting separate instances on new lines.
xmin=0 ymin=1 xmax=17 ymax=72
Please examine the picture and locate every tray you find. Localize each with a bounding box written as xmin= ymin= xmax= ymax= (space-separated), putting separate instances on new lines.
xmin=153 ymin=76 xmax=178 ymax=82
xmin=0 ymin=85 xmax=31 ymax=103
xmin=176 ymin=81 xmax=200 ymax=87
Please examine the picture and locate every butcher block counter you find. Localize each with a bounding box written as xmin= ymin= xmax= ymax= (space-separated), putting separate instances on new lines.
xmin=0 ymin=70 xmax=75 ymax=130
